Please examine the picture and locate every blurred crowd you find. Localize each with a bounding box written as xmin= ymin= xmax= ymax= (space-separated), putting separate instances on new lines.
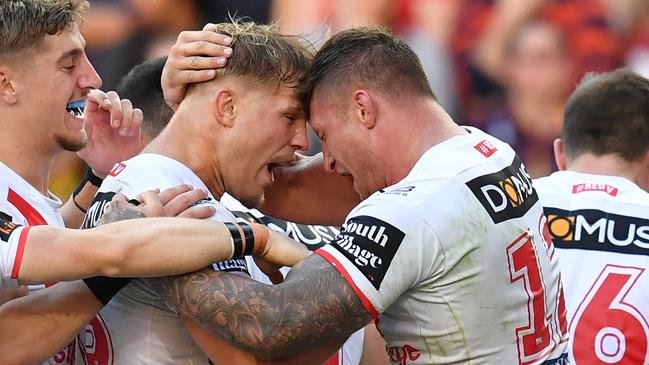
xmin=51 ymin=0 xmax=649 ymax=196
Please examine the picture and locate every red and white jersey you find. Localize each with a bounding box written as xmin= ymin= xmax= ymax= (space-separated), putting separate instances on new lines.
xmin=0 ymin=161 xmax=79 ymax=365
xmin=221 ymin=194 xmax=365 ymax=365
xmin=535 ymin=171 xmax=649 ymax=364
xmin=316 ymin=128 xmax=568 ymax=365
xmin=81 ymin=153 xmax=247 ymax=365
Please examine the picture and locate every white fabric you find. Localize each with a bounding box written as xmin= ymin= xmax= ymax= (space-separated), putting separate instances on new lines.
xmin=221 ymin=194 xmax=364 ymax=365
xmin=317 ymin=128 xmax=568 ymax=364
xmin=536 ymin=171 xmax=649 ymax=364
xmin=0 ymin=161 xmax=79 ymax=365
xmin=81 ymin=153 xmax=247 ymax=365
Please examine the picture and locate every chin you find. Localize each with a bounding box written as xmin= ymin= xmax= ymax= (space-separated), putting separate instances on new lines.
xmin=55 ymin=133 xmax=87 ymax=152
xmin=236 ymin=191 xmax=265 ymax=209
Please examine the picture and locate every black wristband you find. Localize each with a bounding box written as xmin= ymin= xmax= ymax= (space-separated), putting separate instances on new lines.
xmin=72 ymin=195 xmax=87 ymax=214
xmin=82 ymin=276 xmax=132 ymax=306
xmin=224 ymin=222 xmax=243 ymax=258
xmin=240 ymin=222 xmax=255 ymax=256
xmin=73 ymin=167 xmax=104 ymax=197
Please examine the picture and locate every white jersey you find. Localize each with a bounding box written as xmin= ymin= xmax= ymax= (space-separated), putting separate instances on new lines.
xmin=316 ymin=128 xmax=568 ymax=365
xmin=221 ymin=194 xmax=365 ymax=365
xmin=535 ymin=171 xmax=649 ymax=364
xmin=81 ymin=153 xmax=248 ymax=365
xmin=0 ymin=161 xmax=79 ymax=365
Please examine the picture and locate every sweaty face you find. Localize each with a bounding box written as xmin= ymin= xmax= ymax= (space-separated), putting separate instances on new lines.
xmin=309 ymin=91 xmax=380 ymax=199
xmin=221 ymin=82 xmax=309 ymax=208
xmin=13 ymin=22 xmax=102 ymax=152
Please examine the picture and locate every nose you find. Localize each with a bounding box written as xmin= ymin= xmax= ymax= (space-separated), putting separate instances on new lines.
xmin=78 ymin=53 xmax=102 ymax=90
xmin=291 ymin=121 xmax=309 ymax=151
xmin=322 ymin=142 xmax=336 ymax=173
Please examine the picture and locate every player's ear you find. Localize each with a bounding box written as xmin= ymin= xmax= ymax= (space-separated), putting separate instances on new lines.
xmin=352 ymin=90 xmax=375 ymax=129
xmin=0 ymin=66 xmax=18 ymax=105
xmin=213 ymin=88 xmax=236 ymax=127
xmin=553 ymin=138 xmax=567 ymax=171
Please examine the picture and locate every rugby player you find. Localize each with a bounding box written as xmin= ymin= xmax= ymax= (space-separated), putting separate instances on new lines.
xmin=155 ymin=27 xmax=570 ymax=364
xmin=0 ymin=1 xmax=142 ymax=362
xmin=535 ymin=69 xmax=649 ymax=364
xmin=115 ymin=55 xmax=386 ymax=365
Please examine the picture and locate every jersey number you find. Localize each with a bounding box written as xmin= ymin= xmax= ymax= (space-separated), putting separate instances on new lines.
xmin=571 ymin=265 xmax=649 ymax=364
xmin=508 ymin=232 xmax=565 ymax=364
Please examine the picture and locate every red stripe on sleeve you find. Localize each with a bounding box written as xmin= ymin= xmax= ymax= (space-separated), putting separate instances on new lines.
xmin=7 ymin=189 xmax=47 ymax=226
xmin=315 ymin=248 xmax=380 ymax=318
xmin=11 ymin=226 xmax=31 ymax=279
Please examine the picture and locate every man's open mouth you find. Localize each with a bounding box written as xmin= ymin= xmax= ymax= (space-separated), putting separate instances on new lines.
xmin=66 ymin=99 xmax=85 ymax=118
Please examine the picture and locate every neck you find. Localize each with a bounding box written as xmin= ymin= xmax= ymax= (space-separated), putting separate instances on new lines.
xmin=144 ymin=111 xmax=226 ymax=199
xmin=382 ymin=98 xmax=467 ymax=185
xmin=0 ymin=123 xmax=57 ymax=195
xmin=566 ymin=153 xmax=647 ymax=189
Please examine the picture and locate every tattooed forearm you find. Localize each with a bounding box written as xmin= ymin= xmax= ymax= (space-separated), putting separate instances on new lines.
xmin=154 ymin=254 xmax=371 ymax=361
xmin=98 ymin=201 xmax=145 ymax=225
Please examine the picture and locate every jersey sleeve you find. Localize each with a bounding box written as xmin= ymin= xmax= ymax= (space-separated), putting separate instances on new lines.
xmin=0 ymin=218 xmax=29 ymax=288
xmin=315 ymin=196 xmax=444 ymax=317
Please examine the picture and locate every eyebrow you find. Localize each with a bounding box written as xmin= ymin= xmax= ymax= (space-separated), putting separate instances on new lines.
xmin=56 ymin=48 xmax=83 ymax=64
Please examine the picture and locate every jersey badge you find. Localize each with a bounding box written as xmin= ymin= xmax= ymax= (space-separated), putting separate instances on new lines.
xmin=466 ymin=156 xmax=538 ymax=223
xmin=330 ymin=215 xmax=405 ymax=289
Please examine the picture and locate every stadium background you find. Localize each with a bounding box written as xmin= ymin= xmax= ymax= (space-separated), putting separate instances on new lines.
xmin=50 ymin=0 xmax=649 ymax=197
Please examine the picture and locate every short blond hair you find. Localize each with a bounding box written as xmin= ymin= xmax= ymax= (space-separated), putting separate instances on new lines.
xmin=205 ymin=21 xmax=313 ymax=88
xmin=0 ymin=0 xmax=89 ymax=55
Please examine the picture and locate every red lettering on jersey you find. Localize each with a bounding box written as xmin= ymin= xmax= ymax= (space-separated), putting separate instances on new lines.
xmin=7 ymin=189 xmax=47 ymax=225
xmin=77 ymin=314 xmax=115 ymax=365
xmin=474 ymin=140 xmax=497 ymax=158
xmin=109 ymin=162 xmax=126 ymax=177
xmin=52 ymin=339 xmax=77 ymax=364
xmin=387 ymin=344 xmax=421 ymax=365
xmin=571 ymin=183 xmax=618 ymax=197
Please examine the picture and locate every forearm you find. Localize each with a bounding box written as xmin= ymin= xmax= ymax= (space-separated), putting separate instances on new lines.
xmin=155 ymin=255 xmax=370 ymax=361
xmin=60 ymin=177 xmax=99 ymax=228
xmin=0 ymin=281 xmax=102 ymax=365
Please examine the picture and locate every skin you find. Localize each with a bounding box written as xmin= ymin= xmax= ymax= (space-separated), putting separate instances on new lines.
xmin=152 ymin=68 xmax=466 ymax=361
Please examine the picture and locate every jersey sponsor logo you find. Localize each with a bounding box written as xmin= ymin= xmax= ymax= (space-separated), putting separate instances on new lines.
xmin=545 ymin=207 xmax=649 ymax=255
xmin=108 ymin=162 xmax=126 ymax=177
xmin=379 ymin=186 xmax=415 ymax=196
xmin=0 ymin=216 xmax=20 ymax=242
xmin=231 ymin=210 xmax=339 ymax=250
xmin=82 ymin=192 xmax=117 ymax=229
xmin=77 ymin=314 xmax=114 ymax=365
xmin=466 ymin=156 xmax=539 ymax=224
xmin=474 ymin=139 xmax=498 ymax=158
xmin=387 ymin=344 xmax=421 ymax=365
xmin=50 ymin=340 xmax=77 ymax=364
xmin=571 ymin=183 xmax=618 ymax=197
xmin=212 ymin=257 xmax=249 ymax=275
xmin=330 ymin=215 xmax=405 ymax=290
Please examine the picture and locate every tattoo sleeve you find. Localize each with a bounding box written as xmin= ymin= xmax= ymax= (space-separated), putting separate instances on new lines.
xmin=154 ymin=254 xmax=372 ymax=361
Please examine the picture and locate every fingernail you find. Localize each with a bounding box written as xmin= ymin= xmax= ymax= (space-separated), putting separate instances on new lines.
xmin=111 ymin=119 xmax=120 ymax=128
xmin=223 ymin=47 xmax=233 ymax=56
xmin=223 ymin=37 xmax=233 ymax=45
xmin=216 ymin=58 xmax=226 ymax=65
xmin=207 ymin=69 xmax=216 ymax=77
xmin=119 ymin=128 xmax=128 ymax=136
